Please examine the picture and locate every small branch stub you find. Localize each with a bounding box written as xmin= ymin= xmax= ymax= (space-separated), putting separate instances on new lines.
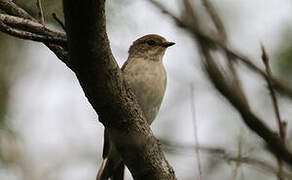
xmin=52 ymin=13 xmax=65 ymax=31
xmin=261 ymin=44 xmax=269 ymax=64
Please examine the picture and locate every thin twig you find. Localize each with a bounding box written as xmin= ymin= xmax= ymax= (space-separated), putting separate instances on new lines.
xmin=276 ymin=158 xmax=285 ymax=180
xmin=0 ymin=17 xmax=69 ymax=65
xmin=183 ymin=0 xmax=200 ymax=28
xmin=0 ymin=0 xmax=70 ymax=67
xmin=202 ymin=0 xmax=227 ymax=42
xmin=36 ymin=0 xmax=44 ymax=24
xmin=201 ymin=0 xmax=248 ymax=106
xmin=52 ymin=13 xmax=65 ymax=31
xmin=232 ymin=133 xmax=244 ymax=180
xmin=261 ymin=44 xmax=286 ymax=180
xmin=0 ymin=14 xmax=66 ymax=38
xmin=160 ymin=139 xmax=292 ymax=179
xmin=261 ymin=45 xmax=285 ymax=140
xmin=0 ymin=20 xmax=66 ymax=45
xmin=190 ymin=85 xmax=202 ymax=180
xmin=0 ymin=0 xmax=36 ymax=22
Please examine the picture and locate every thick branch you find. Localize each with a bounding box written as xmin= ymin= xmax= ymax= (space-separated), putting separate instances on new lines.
xmin=62 ymin=1 xmax=176 ymax=179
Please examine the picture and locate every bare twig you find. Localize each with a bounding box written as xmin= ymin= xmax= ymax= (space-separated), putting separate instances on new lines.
xmin=160 ymin=140 xmax=292 ymax=179
xmin=0 ymin=0 xmax=36 ymax=22
xmin=0 ymin=14 xmax=66 ymax=39
xmin=0 ymin=20 xmax=66 ymax=45
xmin=149 ymin=0 xmax=292 ymax=166
xmin=52 ymin=13 xmax=65 ymax=31
xmin=202 ymin=46 xmax=292 ymax=166
xmin=232 ymin=133 xmax=244 ymax=180
xmin=261 ymin=45 xmax=285 ymax=140
xmin=261 ymin=44 xmax=286 ymax=180
xmin=183 ymin=0 xmax=199 ymax=28
xmin=201 ymin=0 xmax=248 ymax=105
xmin=190 ymin=85 xmax=202 ymax=180
xmin=202 ymin=0 xmax=227 ymax=42
xmin=148 ymin=0 xmax=292 ymax=100
xmin=277 ymin=157 xmax=285 ymax=180
xmin=36 ymin=0 xmax=44 ymax=24
xmin=0 ymin=0 xmax=70 ymax=67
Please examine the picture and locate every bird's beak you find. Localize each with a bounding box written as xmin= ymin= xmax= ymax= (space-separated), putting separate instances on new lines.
xmin=162 ymin=41 xmax=175 ymax=47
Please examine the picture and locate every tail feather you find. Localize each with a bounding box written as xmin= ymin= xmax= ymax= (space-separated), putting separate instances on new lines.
xmin=96 ymin=129 xmax=125 ymax=180
xmin=96 ymin=158 xmax=108 ymax=180
xmin=96 ymin=158 xmax=125 ymax=180
xmin=110 ymin=162 xmax=125 ymax=180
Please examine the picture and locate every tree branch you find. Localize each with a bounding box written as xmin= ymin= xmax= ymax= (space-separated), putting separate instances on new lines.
xmin=52 ymin=13 xmax=65 ymax=31
xmin=261 ymin=45 xmax=286 ymax=141
xmin=190 ymin=85 xmax=202 ymax=180
xmin=0 ymin=0 xmax=177 ymax=179
xmin=62 ymin=1 xmax=176 ymax=179
xmin=0 ymin=14 xmax=65 ymax=38
xmin=149 ymin=0 xmax=292 ymax=100
xmin=0 ymin=0 xmax=71 ymax=68
xmin=149 ymin=0 xmax=292 ymax=167
xmin=160 ymin=140 xmax=292 ymax=179
xmin=36 ymin=0 xmax=44 ymax=24
xmin=0 ymin=0 xmax=36 ymax=21
xmin=202 ymin=46 xmax=292 ymax=166
xmin=0 ymin=15 xmax=66 ymax=45
xmin=202 ymin=0 xmax=227 ymax=42
xmin=261 ymin=45 xmax=286 ymax=180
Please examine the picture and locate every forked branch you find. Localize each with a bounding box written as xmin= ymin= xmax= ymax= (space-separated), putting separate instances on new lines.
xmin=149 ymin=0 xmax=292 ymax=100
xmin=149 ymin=0 xmax=292 ymax=167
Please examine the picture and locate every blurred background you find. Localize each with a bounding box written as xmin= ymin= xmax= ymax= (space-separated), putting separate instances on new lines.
xmin=1 ymin=0 xmax=292 ymax=179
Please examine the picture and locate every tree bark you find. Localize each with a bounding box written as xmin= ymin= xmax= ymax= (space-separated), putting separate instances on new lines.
xmin=62 ymin=0 xmax=176 ymax=179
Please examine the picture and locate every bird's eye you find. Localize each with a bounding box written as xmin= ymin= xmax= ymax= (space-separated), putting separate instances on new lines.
xmin=146 ymin=40 xmax=156 ymax=46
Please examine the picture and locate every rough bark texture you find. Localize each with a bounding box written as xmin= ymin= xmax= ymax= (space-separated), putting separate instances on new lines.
xmin=62 ymin=1 xmax=176 ymax=179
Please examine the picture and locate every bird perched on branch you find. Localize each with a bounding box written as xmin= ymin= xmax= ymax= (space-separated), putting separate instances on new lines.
xmin=96 ymin=34 xmax=175 ymax=180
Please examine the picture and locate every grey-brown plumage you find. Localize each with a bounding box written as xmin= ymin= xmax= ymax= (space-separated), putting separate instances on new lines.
xmin=96 ymin=34 xmax=175 ymax=180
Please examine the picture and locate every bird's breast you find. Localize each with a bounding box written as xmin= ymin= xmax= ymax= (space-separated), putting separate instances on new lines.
xmin=122 ymin=58 xmax=167 ymax=124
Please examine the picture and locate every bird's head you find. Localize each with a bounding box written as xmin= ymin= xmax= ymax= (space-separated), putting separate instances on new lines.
xmin=128 ymin=34 xmax=175 ymax=61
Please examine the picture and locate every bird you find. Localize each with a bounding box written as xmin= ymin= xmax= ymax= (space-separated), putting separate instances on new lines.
xmin=96 ymin=34 xmax=175 ymax=180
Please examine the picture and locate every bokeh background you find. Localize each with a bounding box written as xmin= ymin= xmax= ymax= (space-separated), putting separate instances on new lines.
xmin=1 ymin=0 xmax=292 ymax=179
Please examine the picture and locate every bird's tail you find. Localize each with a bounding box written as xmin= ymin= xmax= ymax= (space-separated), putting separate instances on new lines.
xmin=96 ymin=158 xmax=125 ymax=180
xmin=96 ymin=129 xmax=125 ymax=180
xmin=111 ymin=162 xmax=125 ymax=180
